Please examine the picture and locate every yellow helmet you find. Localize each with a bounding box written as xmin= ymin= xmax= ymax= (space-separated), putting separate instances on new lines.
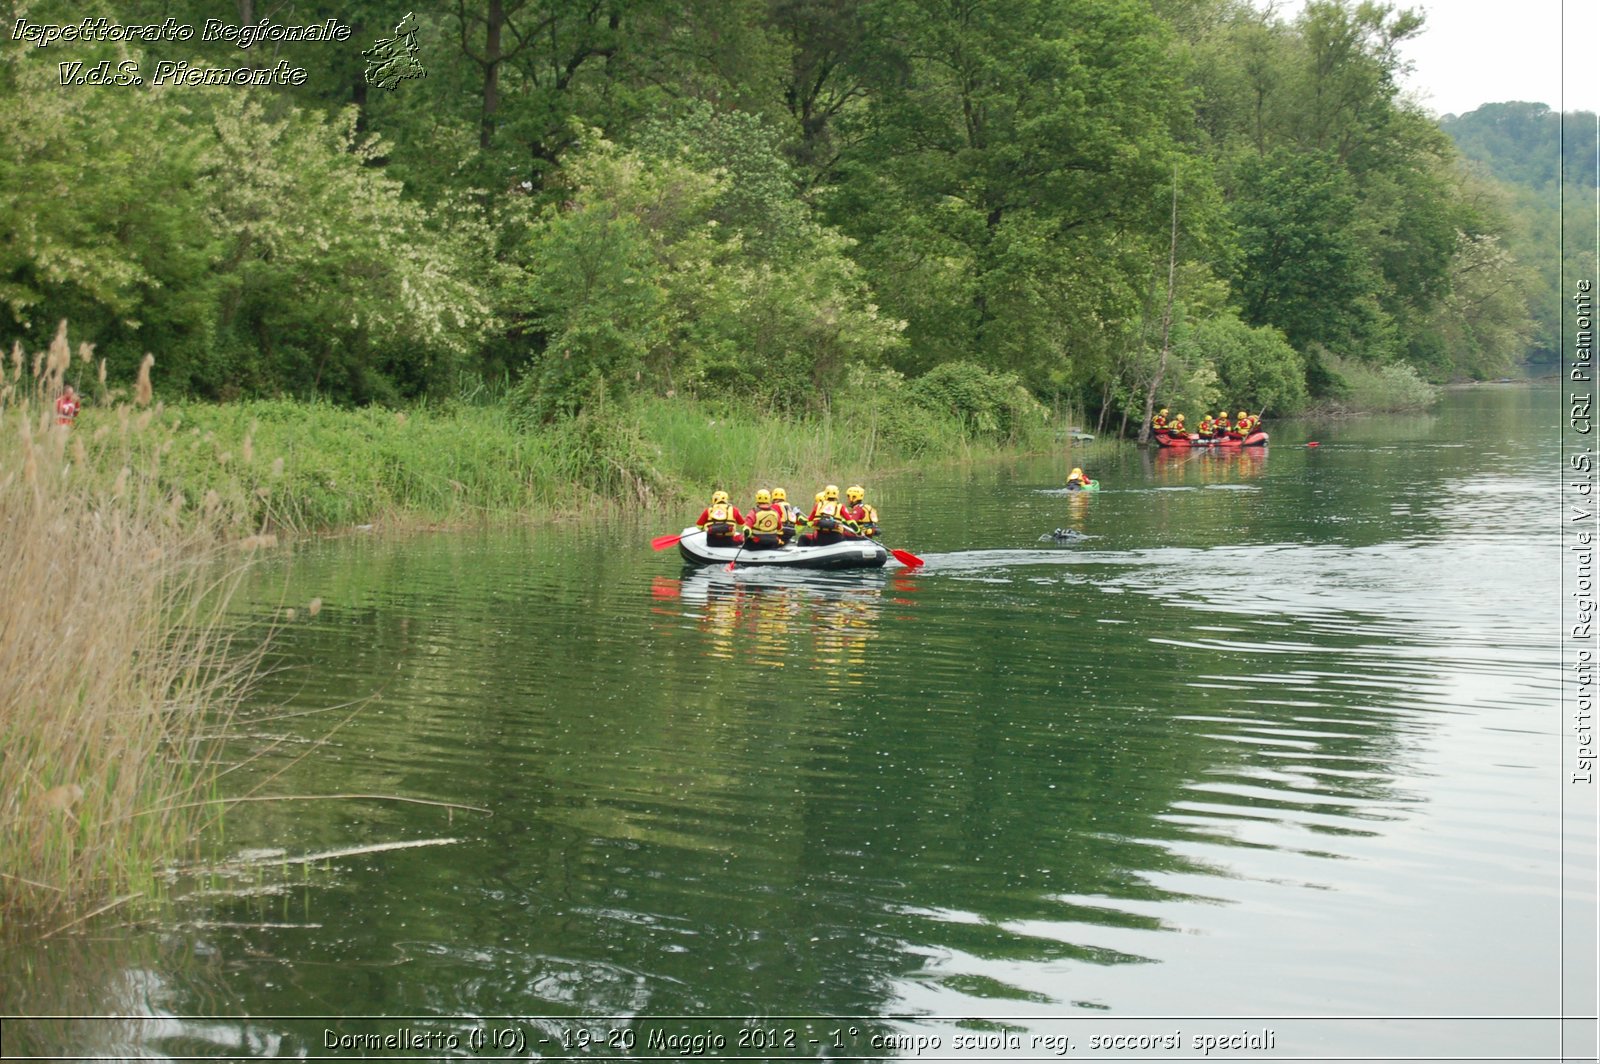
xmin=1238 ymin=410 xmax=1249 ymax=419
xmin=1159 ymin=407 xmax=1169 ymax=415
xmin=1069 ymin=467 xmax=1083 ymax=479
xmin=846 ymin=485 xmax=865 ymax=503
xmin=824 ymin=484 xmax=839 ymax=501
xmin=815 ymin=491 xmax=825 ymax=503
xmin=771 ymin=487 xmax=786 ymax=502
xmin=755 ymin=489 xmax=771 ymax=505
xmin=711 ymin=490 xmax=729 ymax=505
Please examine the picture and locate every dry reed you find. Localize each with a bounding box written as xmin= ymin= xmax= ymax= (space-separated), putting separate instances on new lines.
xmin=0 ymin=325 xmax=259 ymax=929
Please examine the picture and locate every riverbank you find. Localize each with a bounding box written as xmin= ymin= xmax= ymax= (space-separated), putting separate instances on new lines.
xmin=85 ymin=384 xmax=1059 ymax=538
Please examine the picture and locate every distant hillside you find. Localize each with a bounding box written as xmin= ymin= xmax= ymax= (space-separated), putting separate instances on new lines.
xmin=1440 ymin=102 xmax=1598 ymax=191
xmin=1440 ymin=102 xmax=1598 ymax=362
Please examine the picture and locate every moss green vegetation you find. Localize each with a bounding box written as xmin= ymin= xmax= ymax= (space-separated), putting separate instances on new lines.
xmin=1307 ymin=351 xmax=1442 ymax=415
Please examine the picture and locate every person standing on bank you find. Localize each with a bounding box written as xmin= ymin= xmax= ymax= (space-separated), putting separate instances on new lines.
xmin=55 ymin=385 xmax=81 ymax=427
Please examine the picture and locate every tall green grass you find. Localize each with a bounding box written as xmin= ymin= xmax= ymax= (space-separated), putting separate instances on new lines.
xmin=83 ymin=385 xmax=1055 ymax=535
xmin=125 ymin=399 xmax=634 ymax=532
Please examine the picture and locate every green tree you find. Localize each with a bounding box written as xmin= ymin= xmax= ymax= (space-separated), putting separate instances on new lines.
xmin=1442 ymin=102 xmax=1598 ymax=363
xmin=510 ymin=137 xmax=904 ymax=420
xmin=1229 ymin=148 xmax=1391 ymax=364
xmin=828 ymin=0 xmax=1185 ymax=391
xmin=0 ymin=41 xmax=487 ymax=400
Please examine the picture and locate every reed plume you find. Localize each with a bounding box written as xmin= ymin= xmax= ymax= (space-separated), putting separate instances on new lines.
xmin=134 ymin=354 xmax=154 ymax=407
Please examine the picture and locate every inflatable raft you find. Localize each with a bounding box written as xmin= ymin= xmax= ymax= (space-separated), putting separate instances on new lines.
xmin=675 ymin=528 xmax=890 ymax=570
xmin=1154 ymin=430 xmax=1269 ymax=449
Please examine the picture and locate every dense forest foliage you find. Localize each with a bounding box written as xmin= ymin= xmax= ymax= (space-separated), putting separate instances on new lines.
xmin=1 ymin=0 xmax=1578 ymax=431
xmin=1440 ymin=101 xmax=1599 ymax=367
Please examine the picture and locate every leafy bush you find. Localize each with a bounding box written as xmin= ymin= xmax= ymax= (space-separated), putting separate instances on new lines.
xmin=1315 ymin=350 xmax=1441 ymax=412
xmin=547 ymin=406 xmax=676 ymax=506
xmin=832 ymin=364 xmax=958 ymax=459
xmin=907 ymin=361 xmax=1049 ymax=443
xmin=1177 ymin=314 xmax=1309 ymax=415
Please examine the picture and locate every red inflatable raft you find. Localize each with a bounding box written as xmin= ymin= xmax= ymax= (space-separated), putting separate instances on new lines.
xmin=1154 ymin=430 xmax=1269 ymax=448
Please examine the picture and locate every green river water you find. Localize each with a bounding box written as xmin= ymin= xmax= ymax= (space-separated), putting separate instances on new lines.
xmin=3 ymin=383 xmax=1593 ymax=1061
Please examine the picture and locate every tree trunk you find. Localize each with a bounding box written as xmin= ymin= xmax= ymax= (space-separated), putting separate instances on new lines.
xmin=1138 ymin=167 xmax=1179 ymax=444
xmin=481 ymin=0 xmax=503 ymax=151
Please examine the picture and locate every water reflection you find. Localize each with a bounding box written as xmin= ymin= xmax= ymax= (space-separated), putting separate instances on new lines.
xmin=656 ymin=567 xmax=888 ymax=687
xmin=1146 ymin=443 xmax=1268 ymax=486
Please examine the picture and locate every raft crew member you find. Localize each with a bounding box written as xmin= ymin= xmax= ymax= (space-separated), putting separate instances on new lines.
xmin=1238 ymin=410 xmax=1255 ymax=435
xmin=696 ymin=490 xmax=744 ymax=546
xmin=1152 ymin=407 xmax=1169 ymax=433
xmin=1197 ymin=413 xmax=1215 ymax=439
xmin=798 ymin=491 xmax=825 ymax=544
xmin=1169 ymin=413 xmax=1187 ymax=436
xmin=743 ymin=489 xmax=786 ymax=549
xmin=1066 ymin=467 xmax=1092 ymax=489
xmin=840 ymin=484 xmax=879 ymax=537
xmin=810 ymin=484 xmax=845 ymax=545
xmin=1212 ymin=411 xmax=1230 ymax=437
xmin=770 ymin=487 xmax=798 ymax=541
xmin=55 ymin=385 xmax=80 ymax=427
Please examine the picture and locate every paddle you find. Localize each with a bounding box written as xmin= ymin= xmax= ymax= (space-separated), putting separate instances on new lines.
xmin=723 ymin=518 xmax=758 ymax=569
xmin=829 ymin=520 xmax=922 ymax=568
xmin=651 ymin=532 xmax=685 ymax=551
xmin=884 ymin=542 xmax=924 ymax=568
xmin=839 ymin=515 xmax=922 ymax=568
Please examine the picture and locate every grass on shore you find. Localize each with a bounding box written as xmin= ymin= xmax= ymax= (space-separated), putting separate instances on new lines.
xmin=90 ymin=388 xmax=1052 ymax=535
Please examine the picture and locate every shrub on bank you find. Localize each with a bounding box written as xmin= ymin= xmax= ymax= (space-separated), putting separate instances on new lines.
xmin=1313 ymin=349 xmax=1441 ymax=413
xmin=637 ymin=363 xmax=1053 ymax=502
xmin=905 ymin=361 xmax=1051 ymax=444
